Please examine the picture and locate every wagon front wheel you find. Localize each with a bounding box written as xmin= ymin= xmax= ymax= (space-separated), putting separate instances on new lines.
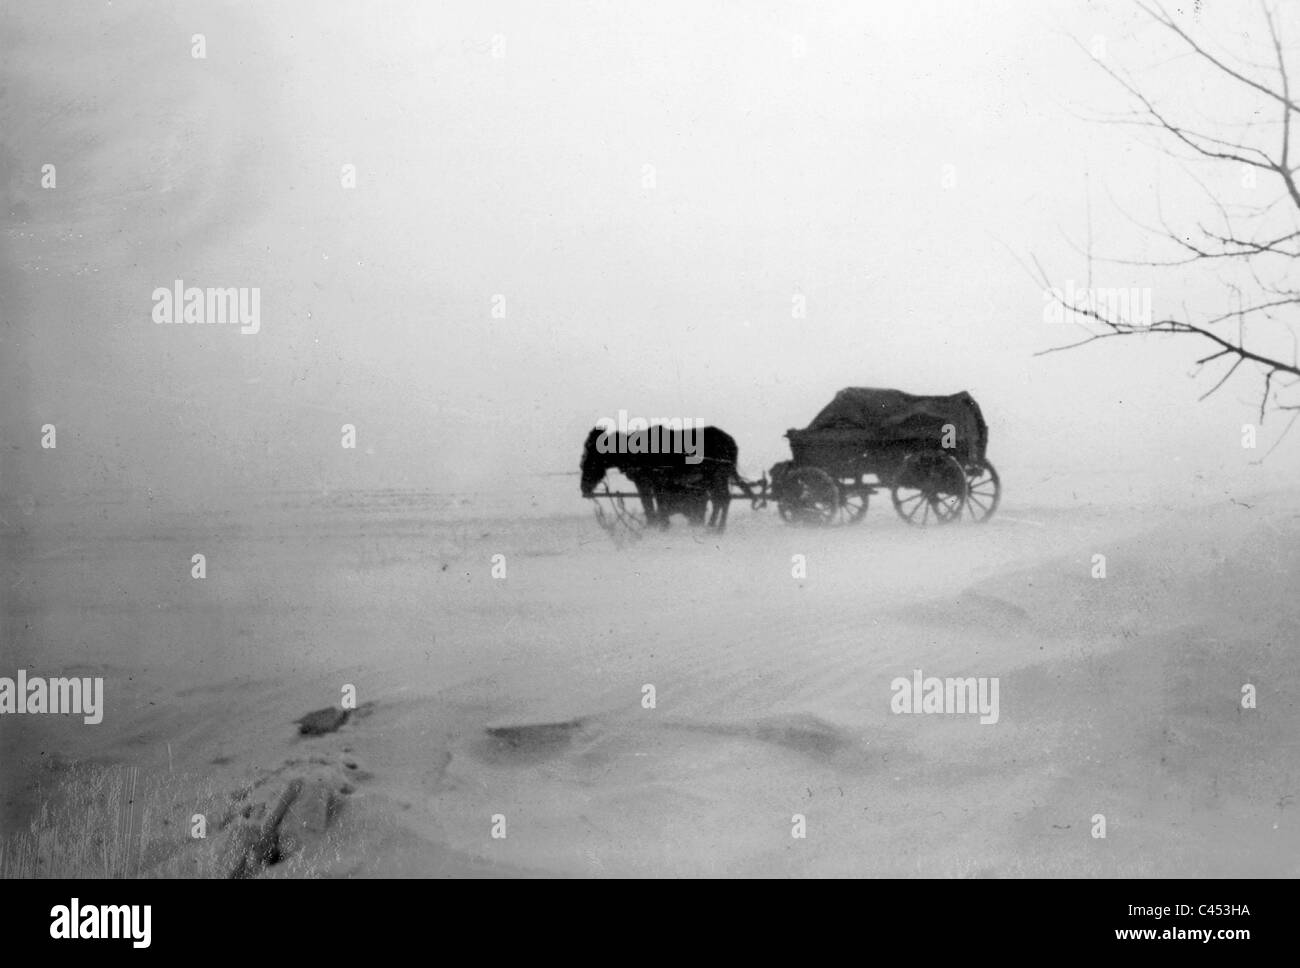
xmin=964 ymin=459 xmax=1001 ymax=523
xmin=776 ymin=467 xmax=840 ymax=527
xmin=891 ymin=453 xmax=967 ymax=526
xmin=840 ymin=485 xmax=869 ymax=524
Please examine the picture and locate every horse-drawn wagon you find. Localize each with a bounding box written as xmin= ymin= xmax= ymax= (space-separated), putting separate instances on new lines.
xmin=580 ymin=387 xmax=1000 ymax=539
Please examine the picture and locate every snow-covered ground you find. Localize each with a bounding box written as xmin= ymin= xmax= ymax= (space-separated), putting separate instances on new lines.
xmin=3 ymin=489 xmax=1297 ymax=877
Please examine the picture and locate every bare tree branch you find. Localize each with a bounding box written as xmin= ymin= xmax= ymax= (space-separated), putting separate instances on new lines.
xmin=1037 ymin=1 xmax=1300 ymax=442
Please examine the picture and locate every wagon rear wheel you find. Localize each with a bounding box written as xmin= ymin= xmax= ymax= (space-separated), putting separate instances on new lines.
xmin=963 ymin=459 xmax=1001 ymax=523
xmin=891 ymin=453 xmax=967 ymax=526
xmin=777 ymin=467 xmax=839 ymax=527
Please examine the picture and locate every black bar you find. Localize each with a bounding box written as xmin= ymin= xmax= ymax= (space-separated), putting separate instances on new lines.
xmin=1 ymin=878 xmax=1275 ymax=955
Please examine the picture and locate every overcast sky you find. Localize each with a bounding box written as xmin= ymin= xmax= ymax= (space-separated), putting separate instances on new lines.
xmin=4 ymin=0 xmax=1299 ymax=511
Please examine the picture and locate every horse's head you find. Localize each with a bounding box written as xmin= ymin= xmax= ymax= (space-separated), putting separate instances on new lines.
xmin=580 ymin=426 xmax=611 ymax=496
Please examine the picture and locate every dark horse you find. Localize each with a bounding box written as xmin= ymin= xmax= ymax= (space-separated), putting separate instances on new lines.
xmin=580 ymin=425 xmax=751 ymax=530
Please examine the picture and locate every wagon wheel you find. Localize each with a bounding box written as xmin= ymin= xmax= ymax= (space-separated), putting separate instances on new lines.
xmin=963 ymin=459 xmax=1001 ymax=523
xmin=839 ymin=483 xmax=869 ymax=524
xmin=591 ymin=484 xmax=647 ymax=546
xmin=890 ymin=452 xmax=967 ymax=526
xmin=620 ymin=502 xmax=649 ymax=531
xmin=776 ymin=467 xmax=840 ymax=526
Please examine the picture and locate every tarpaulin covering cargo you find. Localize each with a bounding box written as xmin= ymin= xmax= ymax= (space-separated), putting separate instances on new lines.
xmin=788 ymin=387 xmax=989 ymax=465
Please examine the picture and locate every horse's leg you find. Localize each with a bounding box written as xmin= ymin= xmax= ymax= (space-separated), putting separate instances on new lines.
xmin=681 ymin=487 xmax=703 ymax=526
xmin=647 ymin=484 xmax=670 ymax=530
xmin=635 ymin=481 xmax=658 ymax=528
xmin=714 ymin=486 xmax=730 ymax=531
xmin=654 ymin=492 xmax=671 ymax=529
xmin=703 ymin=473 xmax=725 ymax=529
